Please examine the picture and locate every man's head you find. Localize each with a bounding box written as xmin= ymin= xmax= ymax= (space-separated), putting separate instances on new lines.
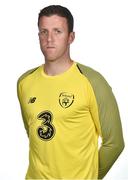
xmin=38 ymin=5 xmax=74 ymax=33
xmin=38 ymin=5 xmax=75 ymax=62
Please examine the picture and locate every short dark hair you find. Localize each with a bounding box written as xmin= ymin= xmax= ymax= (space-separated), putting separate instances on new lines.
xmin=38 ymin=5 xmax=74 ymax=33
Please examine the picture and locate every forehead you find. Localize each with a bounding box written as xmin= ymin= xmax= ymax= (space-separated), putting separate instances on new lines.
xmin=38 ymin=15 xmax=68 ymax=29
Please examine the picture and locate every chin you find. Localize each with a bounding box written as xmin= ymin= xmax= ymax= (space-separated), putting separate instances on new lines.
xmin=45 ymin=55 xmax=59 ymax=62
xmin=45 ymin=58 xmax=57 ymax=62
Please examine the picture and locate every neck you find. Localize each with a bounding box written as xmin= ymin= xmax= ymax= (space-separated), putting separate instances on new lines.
xmin=44 ymin=58 xmax=74 ymax=76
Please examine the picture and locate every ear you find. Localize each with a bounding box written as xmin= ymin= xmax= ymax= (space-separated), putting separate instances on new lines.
xmin=38 ymin=32 xmax=40 ymax=40
xmin=68 ymin=32 xmax=75 ymax=44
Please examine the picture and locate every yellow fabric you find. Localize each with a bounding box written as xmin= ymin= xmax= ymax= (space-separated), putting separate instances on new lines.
xmin=17 ymin=62 xmax=102 ymax=179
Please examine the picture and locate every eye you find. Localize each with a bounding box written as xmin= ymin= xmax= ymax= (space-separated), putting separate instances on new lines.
xmin=39 ymin=30 xmax=48 ymax=36
xmin=54 ymin=29 xmax=62 ymax=34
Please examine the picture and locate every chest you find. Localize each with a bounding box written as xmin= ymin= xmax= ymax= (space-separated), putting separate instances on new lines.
xmin=22 ymin=79 xmax=90 ymax=120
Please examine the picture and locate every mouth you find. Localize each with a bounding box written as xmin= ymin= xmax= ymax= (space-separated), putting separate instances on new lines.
xmin=47 ymin=46 xmax=55 ymax=49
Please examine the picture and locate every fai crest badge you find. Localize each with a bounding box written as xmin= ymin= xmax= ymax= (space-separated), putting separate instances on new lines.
xmin=59 ymin=92 xmax=74 ymax=108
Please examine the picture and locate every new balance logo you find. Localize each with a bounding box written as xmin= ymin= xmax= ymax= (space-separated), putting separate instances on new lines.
xmin=28 ymin=97 xmax=36 ymax=104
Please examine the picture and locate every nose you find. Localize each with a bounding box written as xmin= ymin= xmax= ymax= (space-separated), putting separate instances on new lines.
xmin=47 ymin=32 xmax=54 ymax=42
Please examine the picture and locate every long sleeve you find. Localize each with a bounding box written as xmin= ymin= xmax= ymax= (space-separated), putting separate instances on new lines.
xmin=95 ymin=78 xmax=125 ymax=179
xmin=17 ymin=78 xmax=29 ymax=136
xmin=17 ymin=67 xmax=38 ymax=136
xmin=77 ymin=63 xmax=125 ymax=179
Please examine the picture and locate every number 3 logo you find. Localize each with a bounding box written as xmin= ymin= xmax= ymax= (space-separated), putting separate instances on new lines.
xmin=37 ymin=111 xmax=55 ymax=141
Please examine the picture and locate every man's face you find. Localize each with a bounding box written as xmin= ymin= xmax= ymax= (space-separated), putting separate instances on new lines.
xmin=38 ymin=15 xmax=75 ymax=62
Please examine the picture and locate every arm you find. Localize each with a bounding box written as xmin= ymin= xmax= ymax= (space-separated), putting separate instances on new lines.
xmin=77 ymin=63 xmax=125 ymax=179
xmin=17 ymin=67 xmax=38 ymax=136
xmin=17 ymin=78 xmax=29 ymax=136
xmin=96 ymin=80 xmax=124 ymax=179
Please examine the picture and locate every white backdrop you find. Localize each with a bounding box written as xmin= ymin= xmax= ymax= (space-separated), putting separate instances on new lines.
xmin=0 ymin=0 xmax=128 ymax=179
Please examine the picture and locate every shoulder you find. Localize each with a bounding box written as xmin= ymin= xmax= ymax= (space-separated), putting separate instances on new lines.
xmin=17 ymin=66 xmax=39 ymax=86
xmin=76 ymin=62 xmax=111 ymax=91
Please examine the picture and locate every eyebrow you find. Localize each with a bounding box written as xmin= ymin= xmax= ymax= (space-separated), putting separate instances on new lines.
xmin=39 ymin=27 xmax=63 ymax=31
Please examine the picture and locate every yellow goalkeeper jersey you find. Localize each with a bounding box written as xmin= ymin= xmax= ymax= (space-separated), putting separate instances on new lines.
xmin=17 ymin=62 xmax=124 ymax=179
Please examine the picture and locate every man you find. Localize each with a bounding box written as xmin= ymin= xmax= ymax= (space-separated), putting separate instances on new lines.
xmin=17 ymin=5 xmax=124 ymax=179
